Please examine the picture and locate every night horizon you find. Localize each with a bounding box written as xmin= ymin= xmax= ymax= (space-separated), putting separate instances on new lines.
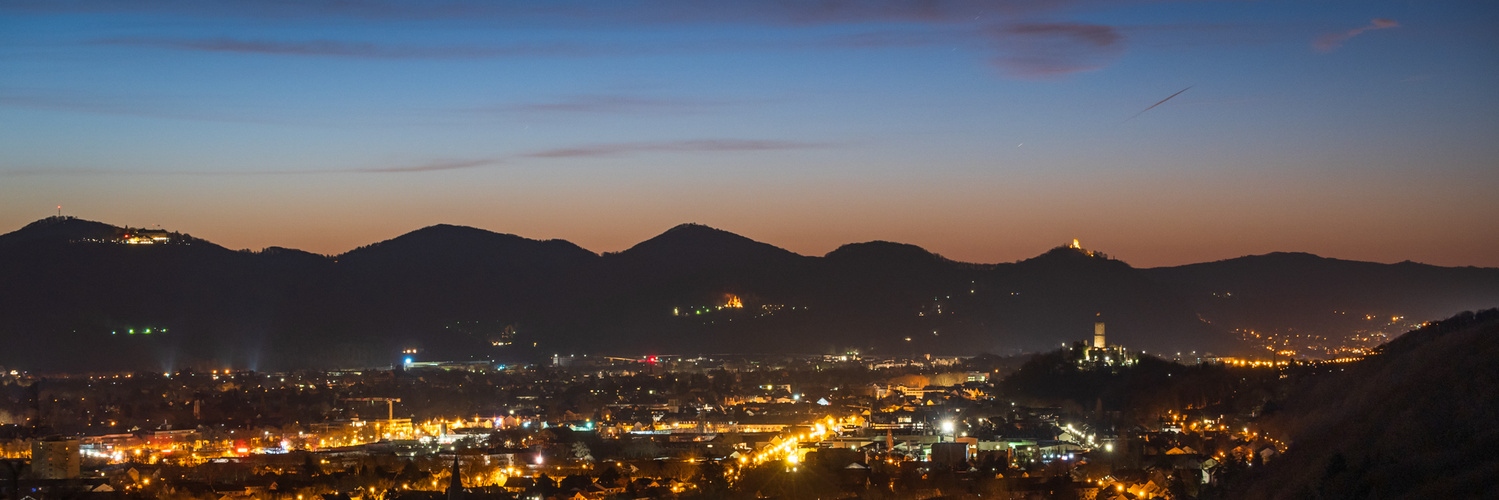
xmin=1 ymin=2 xmax=1497 ymax=499
xmin=3 ymin=1 xmax=1498 ymax=268
xmin=6 ymin=213 xmax=1499 ymax=271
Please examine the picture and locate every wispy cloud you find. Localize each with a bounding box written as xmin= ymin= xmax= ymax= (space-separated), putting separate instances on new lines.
xmin=495 ymin=95 xmax=728 ymax=114
xmin=0 ymin=158 xmax=503 ymax=176
xmin=93 ymin=37 xmax=595 ymax=59
xmin=21 ymin=1 xmax=1151 ymax=79
xmin=0 ymin=88 xmax=294 ymax=124
xmin=0 ymin=89 xmax=140 ymax=115
xmin=524 ymin=139 xmax=825 ymax=158
xmin=349 ymin=158 xmax=503 ymax=173
xmin=816 ymin=29 xmax=967 ymax=49
xmin=7 ymin=0 xmax=1075 ymax=24
xmin=1121 ymin=22 xmax=1282 ymax=49
xmin=1 ymin=139 xmax=824 ymax=176
xmin=664 ymin=0 xmax=1066 ymax=25
xmin=1 ymin=1 xmax=568 ymax=22
xmin=986 ymin=22 xmax=1126 ymax=78
xmin=1314 ymin=18 xmax=1399 ymax=52
xmin=0 ymin=167 xmax=123 ymax=177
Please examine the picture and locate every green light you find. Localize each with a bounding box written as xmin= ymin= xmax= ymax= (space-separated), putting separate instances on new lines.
xmin=144 ymin=328 xmax=152 ymax=334
xmin=128 ymin=329 xmax=135 ymax=335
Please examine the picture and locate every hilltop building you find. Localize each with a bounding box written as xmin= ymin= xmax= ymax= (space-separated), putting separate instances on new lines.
xmin=120 ymin=228 xmax=175 ymax=245
xmin=1067 ymin=238 xmax=1108 ymax=259
xmin=1082 ymin=317 xmax=1136 ymax=368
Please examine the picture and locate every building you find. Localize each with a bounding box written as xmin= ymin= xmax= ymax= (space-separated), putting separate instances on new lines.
xmin=1082 ymin=318 xmax=1136 ymax=368
xmin=31 ymin=437 xmax=80 ymax=479
xmin=931 ymin=442 xmax=971 ymax=466
xmin=119 ymin=228 xmax=175 ymax=245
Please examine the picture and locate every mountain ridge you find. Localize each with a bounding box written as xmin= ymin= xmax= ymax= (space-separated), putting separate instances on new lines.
xmin=1226 ymin=309 xmax=1499 ymax=499
xmin=11 ymin=216 xmax=1491 ymax=271
xmin=1 ymin=217 xmax=1495 ymax=372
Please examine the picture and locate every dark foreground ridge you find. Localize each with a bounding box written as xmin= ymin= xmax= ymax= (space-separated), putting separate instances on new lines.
xmin=1221 ymin=309 xmax=1499 ymax=499
xmin=1 ymin=216 xmax=1497 ymax=372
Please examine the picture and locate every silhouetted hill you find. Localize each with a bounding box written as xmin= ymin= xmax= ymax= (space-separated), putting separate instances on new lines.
xmin=592 ymin=222 xmax=806 ymax=308
xmin=336 ymin=223 xmax=597 ymax=321
xmin=816 ymin=241 xmax=967 ymax=304
xmin=0 ymin=218 xmax=282 ymax=371
xmin=341 ymin=224 xmax=597 ymax=267
xmin=0 ymin=217 xmax=1494 ymax=371
xmin=611 ymin=223 xmax=803 ymax=269
xmin=255 ymin=246 xmax=333 ymax=267
xmin=0 ymin=216 xmax=120 ymax=247
xmin=1144 ymin=253 xmax=1499 ymax=350
xmin=334 ymin=224 xmax=601 ymax=360
xmin=577 ymin=224 xmax=812 ymax=353
xmin=1228 ymin=309 xmax=1499 ymax=499
xmin=824 ymin=241 xmax=952 ymax=266
xmin=974 ymin=247 xmax=1228 ymax=354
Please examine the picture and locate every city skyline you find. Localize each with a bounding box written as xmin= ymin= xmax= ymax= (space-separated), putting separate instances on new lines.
xmin=3 ymin=1 xmax=1497 ymax=268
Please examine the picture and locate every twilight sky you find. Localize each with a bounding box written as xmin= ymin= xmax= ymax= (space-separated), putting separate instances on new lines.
xmin=2 ymin=1 xmax=1496 ymax=267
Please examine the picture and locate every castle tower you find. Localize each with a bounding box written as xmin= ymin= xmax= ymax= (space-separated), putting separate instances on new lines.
xmin=1094 ymin=321 xmax=1106 ymax=349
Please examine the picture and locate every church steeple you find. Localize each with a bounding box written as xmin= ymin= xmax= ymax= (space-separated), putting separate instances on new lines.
xmin=446 ymin=453 xmax=463 ymax=500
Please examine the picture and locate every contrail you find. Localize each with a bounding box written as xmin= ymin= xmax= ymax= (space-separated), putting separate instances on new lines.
xmin=1125 ymin=86 xmax=1191 ymax=123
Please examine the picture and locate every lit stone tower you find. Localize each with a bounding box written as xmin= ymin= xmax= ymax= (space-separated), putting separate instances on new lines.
xmin=1093 ymin=320 xmax=1106 ymax=349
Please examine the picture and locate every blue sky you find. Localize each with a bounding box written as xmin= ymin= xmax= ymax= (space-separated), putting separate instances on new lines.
xmin=2 ymin=1 xmax=1496 ymax=266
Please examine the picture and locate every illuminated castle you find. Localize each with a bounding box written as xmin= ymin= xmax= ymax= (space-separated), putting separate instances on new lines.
xmin=1068 ymin=238 xmax=1103 ymax=258
xmin=1081 ymin=315 xmax=1135 ymax=368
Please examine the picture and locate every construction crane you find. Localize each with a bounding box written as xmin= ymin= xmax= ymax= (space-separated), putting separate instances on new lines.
xmin=341 ymin=397 xmax=402 ymax=420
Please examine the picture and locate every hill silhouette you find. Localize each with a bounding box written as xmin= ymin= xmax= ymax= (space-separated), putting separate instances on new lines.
xmin=1226 ymin=309 xmax=1499 ymax=499
xmin=613 ymin=223 xmax=800 ymax=267
xmin=0 ymin=216 xmax=121 ymax=247
xmin=0 ymin=217 xmax=1495 ymax=372
xmin=1145 ymin=252 xmax=1499 ymax=352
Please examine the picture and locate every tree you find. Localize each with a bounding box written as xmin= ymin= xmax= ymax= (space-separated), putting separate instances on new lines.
xmin=734 ymin=463 xmax=839 ymax=500
xmin=596 ymin=465 xmax=624 ymax=488
xmin=301 ymin=453 xmax=324 ymax=477
xmin=622 ymin=436 xmax=663 ymax=459
xmin=693 ymin=460 xmax=729 ymax=497
xmin=573 ymin=441 xmax=593 ymax=461
xmin=533 ymin=473 xmax=558 ymax=497
xmin=559 ymin=474 xmax=593 ymax=492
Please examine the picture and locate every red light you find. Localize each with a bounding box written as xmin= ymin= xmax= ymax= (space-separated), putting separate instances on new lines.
xmin=647 ymin=355 xmax=658 ymax=364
